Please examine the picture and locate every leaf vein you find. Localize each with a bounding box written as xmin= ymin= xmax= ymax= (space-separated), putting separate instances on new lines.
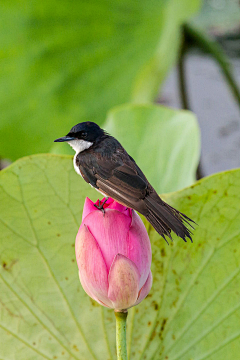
xmin=167 ymin=266 xmax=240 ymax=359
xmin=0 ymin=273 xmax=80 ymax=360
xmin=0 ymin=323 xmax=52 ymax=360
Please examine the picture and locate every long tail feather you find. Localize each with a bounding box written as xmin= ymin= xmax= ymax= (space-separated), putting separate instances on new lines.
xmin=144 ymin=196 xmax=194 ymax=243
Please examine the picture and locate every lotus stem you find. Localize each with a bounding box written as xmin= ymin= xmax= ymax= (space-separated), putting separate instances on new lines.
xmin=115 ymin=311 xmax=128 ymax=360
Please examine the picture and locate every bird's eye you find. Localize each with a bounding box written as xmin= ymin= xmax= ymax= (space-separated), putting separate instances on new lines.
xmin=81 ymin=131 xmax=87 ymax=139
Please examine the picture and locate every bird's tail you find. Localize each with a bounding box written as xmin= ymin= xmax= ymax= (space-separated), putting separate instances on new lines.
xmin=144 ymin=196 xmax=194 ymax=243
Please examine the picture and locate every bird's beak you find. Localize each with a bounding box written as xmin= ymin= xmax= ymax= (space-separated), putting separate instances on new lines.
xmin=54 ymin=136 xmax=76 ymax=142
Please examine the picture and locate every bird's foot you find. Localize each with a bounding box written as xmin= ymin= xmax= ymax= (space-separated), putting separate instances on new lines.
xmin=94 ymin=198 xmax=108 ymax=215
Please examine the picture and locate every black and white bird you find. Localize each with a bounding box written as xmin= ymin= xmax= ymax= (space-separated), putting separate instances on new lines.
xmin=54 ymin=121 xmax=194 ymax=243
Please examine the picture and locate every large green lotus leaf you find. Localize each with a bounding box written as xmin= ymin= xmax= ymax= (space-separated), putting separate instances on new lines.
xmin=104 ymin=104 xmax=200 ymax=193
xmin=1 ymin=155 xmax=240 ymax=360
xmin=0 ymin=0 xmax=200 ymax=161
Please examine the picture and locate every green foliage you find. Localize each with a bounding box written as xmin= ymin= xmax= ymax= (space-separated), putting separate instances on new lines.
xmin=0 ymin=0 xmax=200 ymax=161
xmin=105 ymin=104 xmax=200 ymax=193
xmin=1 ymin=154 xmax=240 ymax=359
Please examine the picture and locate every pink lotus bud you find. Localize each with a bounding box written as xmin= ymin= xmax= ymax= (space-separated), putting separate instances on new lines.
xmin=75 ymin=197 xmax=152 ymax=311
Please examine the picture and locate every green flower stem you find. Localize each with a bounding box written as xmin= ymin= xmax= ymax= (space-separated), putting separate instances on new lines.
xmin=115 ymin=311 xmax=128 ymax=360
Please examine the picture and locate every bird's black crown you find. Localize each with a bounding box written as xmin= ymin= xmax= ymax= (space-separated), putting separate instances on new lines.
xmin=67 ymin=122 xmax=105 ymax=142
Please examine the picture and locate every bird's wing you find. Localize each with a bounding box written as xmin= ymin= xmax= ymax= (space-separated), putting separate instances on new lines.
xmin=97 ymin=163 xmax=148 ymax=205
xmin=79 ymin=148 xmax=149 ymax=208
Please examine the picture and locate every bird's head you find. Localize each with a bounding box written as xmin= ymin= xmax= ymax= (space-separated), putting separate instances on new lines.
xmin=54 ymin=122 xmax=105 ymax=153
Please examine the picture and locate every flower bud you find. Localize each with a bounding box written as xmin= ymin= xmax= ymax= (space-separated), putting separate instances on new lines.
xmin=75 ymin=197 xmax=152 ymax=311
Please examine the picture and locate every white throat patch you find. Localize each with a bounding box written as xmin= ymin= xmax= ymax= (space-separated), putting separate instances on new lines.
xmin=68 ymin=139 xmax=93 ymax=178
xmin=67 ymin=139 xmax=93 ymax=154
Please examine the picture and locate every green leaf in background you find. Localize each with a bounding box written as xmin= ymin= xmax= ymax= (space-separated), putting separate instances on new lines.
xmin=0 ymin=0 xmax=200 ymax=161
xmin=1 ymin=154 xmax=240 ymax=359
xmin=104 ymin=104 xmax=200 ymax=193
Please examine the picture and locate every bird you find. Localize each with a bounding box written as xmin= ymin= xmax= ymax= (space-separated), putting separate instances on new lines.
xmin=54 ymin=121 xmax=194 ymax=243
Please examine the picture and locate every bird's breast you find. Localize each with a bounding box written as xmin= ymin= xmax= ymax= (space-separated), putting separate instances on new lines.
xmin=73 ymin=153 xmax=83 ymax=178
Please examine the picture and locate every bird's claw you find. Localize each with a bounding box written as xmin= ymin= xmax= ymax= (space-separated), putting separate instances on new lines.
xmin=94 ymin=198 xmax=108 ymax=215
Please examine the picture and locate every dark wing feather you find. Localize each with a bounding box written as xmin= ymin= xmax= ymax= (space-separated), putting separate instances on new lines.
xmin=114 ymin=167 xmax=147 ymax=189
xmin=95 ymin=162 xmax=148 ymax=204
xmin=79 ymin=165 xmax=97 ymax=187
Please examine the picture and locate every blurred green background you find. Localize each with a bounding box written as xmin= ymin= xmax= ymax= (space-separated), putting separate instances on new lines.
xmin=0 ymin=0 xmax=199 ymax=160
xmin=1 ymin=0 xmax=240 ymax=177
